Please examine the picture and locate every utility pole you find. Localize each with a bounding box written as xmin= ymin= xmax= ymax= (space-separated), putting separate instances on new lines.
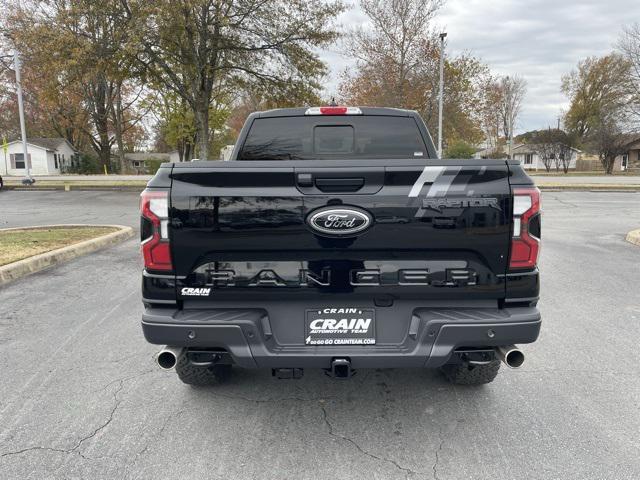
xmin=14 ymin=49 xmax=32 ymax=182
xmin=437 ymin=32 xmax=447 ymax=159
xmin=506 ymin=75 xmax=513 ymax=160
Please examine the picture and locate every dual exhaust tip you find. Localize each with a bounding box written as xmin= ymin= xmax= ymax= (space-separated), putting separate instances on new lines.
xmin=495 ymin=345 xmax=525 ymax=369
xmin=156 ymin=345 xmax=525 ymax=371
xmin=156 ymin=346 xmax=183 ymax=370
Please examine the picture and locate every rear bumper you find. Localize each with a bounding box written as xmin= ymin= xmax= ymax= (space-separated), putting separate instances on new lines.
xmin=142 ymin=306 xmax=541 ymax=369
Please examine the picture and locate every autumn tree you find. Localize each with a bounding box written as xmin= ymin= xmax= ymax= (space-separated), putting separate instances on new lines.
xmin=125 ymin=0 xmax=344 ymax=160
xmin=339 ymin=0 xmax=489 ymax=149
xmin=0 ymin=47 xmax=87 ymax=145
xmin=344 ymin=0 xmax=443 ymax=105
xmin=3 ymin=0 xmax=148 ymax=168
xmin=562 ymin=54 xmax=633 ymax=173
xmin=225 ymin=80 xmax=325 ymax=143
xmin=153 ymin=93 xmax=197 ymax=162
xmin=0 ymin=65 xmax=19 ymax=140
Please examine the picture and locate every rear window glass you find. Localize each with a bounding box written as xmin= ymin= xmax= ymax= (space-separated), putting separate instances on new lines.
xmin=314 ymin=126 xmax=354 ymax=154
xmin=238 ymin=116 xmax=428 ymax=160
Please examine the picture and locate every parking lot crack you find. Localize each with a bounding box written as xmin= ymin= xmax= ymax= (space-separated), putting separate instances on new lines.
xmin=1 ymin=445 xmax=71 ymax=459
xmin=93 ymin=369 xmax=155 ymax=394
xmin=432 ymin=425 xmax=445 ymax=480
xmin=320 ymin=404 xmax=420 ymax=479
xmin=1 ymin=379 xmax=126 ymax=460
xmin=71 ymin=379 xmax=125 ymax=458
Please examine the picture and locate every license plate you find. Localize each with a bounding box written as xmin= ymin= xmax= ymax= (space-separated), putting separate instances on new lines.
xmin=305 ymin=307 xmax=375 ymax=345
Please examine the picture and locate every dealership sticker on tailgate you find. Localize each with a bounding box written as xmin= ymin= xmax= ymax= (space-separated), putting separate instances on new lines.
xmin=305 ymin=308 xmax=375 ymax=345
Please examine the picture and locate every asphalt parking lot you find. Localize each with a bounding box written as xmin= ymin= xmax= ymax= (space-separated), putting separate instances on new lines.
xmin=1 ymin=190 xmax=639 ymax=479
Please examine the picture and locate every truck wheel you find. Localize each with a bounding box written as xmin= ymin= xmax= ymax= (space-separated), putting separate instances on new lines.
xmin=441 ymin=359 xmax=501 ymax=385
xmin=175 ymin=354 xmax=232 ymax=386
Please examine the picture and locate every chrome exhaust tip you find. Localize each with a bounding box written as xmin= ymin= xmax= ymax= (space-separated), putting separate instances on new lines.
xmin=495 ymin=345 xmax=525 ymax=369
xmin=156 ymin=346 xmax=184 ymax=370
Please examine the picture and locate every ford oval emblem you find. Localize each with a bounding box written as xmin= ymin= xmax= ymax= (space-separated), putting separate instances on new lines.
xmin=307 ymin=206 xmax=373 ymax=236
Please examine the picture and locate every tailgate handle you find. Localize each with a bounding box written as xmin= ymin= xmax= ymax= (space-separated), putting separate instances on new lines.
xmin=315 ymin=177 xmax=365 ymax=192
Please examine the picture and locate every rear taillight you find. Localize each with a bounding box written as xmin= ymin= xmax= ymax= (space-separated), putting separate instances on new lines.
xmin=509 ymin=187 xmax=541 ymax=270
xmin=140 ymin=189 xmax=172 ymax=271
xmin=305 ymin=106 xmax=362 ymax=115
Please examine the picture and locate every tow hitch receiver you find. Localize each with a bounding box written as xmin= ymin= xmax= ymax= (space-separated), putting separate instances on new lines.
xmin=186 ymin=350 xmax=233 ymax=366
xmin=328 ymin=358 xmax=354 ymax=379
xmin=272 ymin=368 xmax=304 ymax=379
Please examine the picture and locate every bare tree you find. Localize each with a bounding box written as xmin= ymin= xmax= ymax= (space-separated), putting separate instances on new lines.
xmin=530 ymin=128 xmax=573 ymax=173
xmin=589 ymin=119 xmax=629 ymax=174
xmin=478 ymin=78 xmax=503 ymax=155
xmin=557 ymin=142 xmax=575 ymax=173
xmin=345 ymin=0 xmax=444 ymax=107
xmin=498 ymin=75 xmax=527 ymax=159
xmin=478 ymin=75 xmax=526 ymax=158
xmin=618 ymin=22 xmax=640 ymax=120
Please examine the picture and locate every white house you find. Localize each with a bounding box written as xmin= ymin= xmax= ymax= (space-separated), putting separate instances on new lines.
xmin=511 ymin=143 xmax=580 ymax=171
xmin=1 ymin=138 xmax=78 ymax=176
xmin=220 ymin=145 xmax=235 ymax=161
xmin=122 ymin=151 xmax=182 ymax=174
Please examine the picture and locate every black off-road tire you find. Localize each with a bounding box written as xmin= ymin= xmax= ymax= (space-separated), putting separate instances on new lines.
xmin=175 ymin=354 xmax=232 ymax=386
xmin=441 ymin=359 xmax=501 ymax=385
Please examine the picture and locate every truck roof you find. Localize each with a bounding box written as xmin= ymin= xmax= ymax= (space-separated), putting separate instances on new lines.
xmin=255 ymin=106 xmax=417 ymax=118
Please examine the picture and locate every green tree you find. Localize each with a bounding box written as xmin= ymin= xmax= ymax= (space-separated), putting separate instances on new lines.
xmin=562 ymin=55 xmax=632 ymax=139
xmin=562 ymin=54 xmax=633 ymax=173
xmin=125 ymin=0 xmax=345 ymax=160
xmin=444 ymin=140 xmax=476 ymax=159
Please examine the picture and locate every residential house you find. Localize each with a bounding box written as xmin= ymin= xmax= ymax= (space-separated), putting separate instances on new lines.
xmin=562 ymin=135 xmax=640 ymax=172
xmin=511 ymin=143 xmax=580 ymax=171
xmin=2 ymin=137 xmax=78 ymax=176
xmin=473 ymin=146 xmax=500 ymax=159
xmin=617 ymin=134 xmax=640 ymax=172
xmin=123 ymin=151 xmax=181 ymax=174
xmin=220 ymin=145 xmax=235 ymax=161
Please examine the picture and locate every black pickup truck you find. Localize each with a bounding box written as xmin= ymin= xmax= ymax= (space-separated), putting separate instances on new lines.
xmin=140 ymin=106 xmax=541 ymax=386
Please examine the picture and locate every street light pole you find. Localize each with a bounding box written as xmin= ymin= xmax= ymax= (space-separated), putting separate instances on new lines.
xmin=506 ymin=75 xmax=513 ymax=160
xmin=437 ymin=32 xmax=447 ymax=159
xmin=14 ymin=49 xmax=32 ymax=182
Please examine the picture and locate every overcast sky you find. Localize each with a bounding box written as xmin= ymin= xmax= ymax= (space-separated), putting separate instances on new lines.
xmin=319 ymin=0 xmax=633 ymax=134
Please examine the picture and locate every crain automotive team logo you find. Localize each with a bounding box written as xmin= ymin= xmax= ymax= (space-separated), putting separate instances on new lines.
xmin=181 ymin=287 xmax=211 ymax=296
xmin=307 ymin=206 xmax=372 ymax=237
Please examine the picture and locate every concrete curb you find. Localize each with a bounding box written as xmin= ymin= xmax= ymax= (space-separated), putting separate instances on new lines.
xmin=0 ymin=225 xmax=135 ymax=286
xmin=536 ymin=184 xmax=640 ymax=192
xmin=3 ymin=181 xmax=640 ymax=192
xmin=3 ymin=182 xmax=147 ymax=192
xmin=626 ymin=229 xmax=640 ymax=247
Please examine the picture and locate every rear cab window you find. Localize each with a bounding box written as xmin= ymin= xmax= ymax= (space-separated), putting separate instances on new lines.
xmin=238 ymin=116 xmax=428 ymax=160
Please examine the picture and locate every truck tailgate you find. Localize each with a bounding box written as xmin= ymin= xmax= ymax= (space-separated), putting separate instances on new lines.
xmin=168 ymin=159 xmax=512 ymax=302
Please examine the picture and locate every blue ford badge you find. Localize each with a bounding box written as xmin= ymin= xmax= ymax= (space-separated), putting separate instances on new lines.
xmin=307 ymin=206 xmax=372 ymax=236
